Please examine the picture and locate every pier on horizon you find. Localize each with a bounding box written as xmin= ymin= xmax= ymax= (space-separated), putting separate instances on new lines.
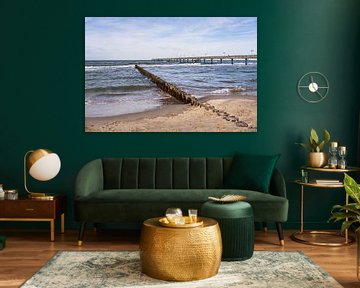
xmin=153 ymin=54 xmax=257 ymax=65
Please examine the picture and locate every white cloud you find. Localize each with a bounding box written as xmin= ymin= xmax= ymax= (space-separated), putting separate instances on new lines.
xmin=85 ymin=17 xmax=257 ymax=60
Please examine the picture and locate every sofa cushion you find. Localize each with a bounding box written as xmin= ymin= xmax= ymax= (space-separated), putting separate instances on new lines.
xmin=223 ymin=153 xmax=280 ymax=193
xmin=75 ymin=189 xmax=288 ymax=222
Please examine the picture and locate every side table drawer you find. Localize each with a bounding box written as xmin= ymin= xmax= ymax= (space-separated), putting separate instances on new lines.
xmin=1 ymin=201 xmax=55 ymax=218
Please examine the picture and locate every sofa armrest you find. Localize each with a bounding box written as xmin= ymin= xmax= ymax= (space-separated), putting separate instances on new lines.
xmin=75 ymin=159 xmax=104 ymax=199
xmin=269 ymin=168 xmax=287 ymax=198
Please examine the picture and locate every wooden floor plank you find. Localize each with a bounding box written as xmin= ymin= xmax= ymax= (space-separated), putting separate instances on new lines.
xmin=0 ymin=229 xmax=357 ymax=287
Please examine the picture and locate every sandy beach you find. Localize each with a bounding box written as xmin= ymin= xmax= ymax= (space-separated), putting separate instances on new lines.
xmin=85 ymin=96 xmax=257 ymax=132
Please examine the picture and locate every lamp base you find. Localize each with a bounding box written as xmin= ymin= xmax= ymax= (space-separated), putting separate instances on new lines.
xmin=28 ymin=193 xmax=55 ymax=200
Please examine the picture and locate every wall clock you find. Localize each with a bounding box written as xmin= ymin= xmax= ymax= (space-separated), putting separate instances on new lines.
xmin=297 ymin=72 xmax=329 ymax=103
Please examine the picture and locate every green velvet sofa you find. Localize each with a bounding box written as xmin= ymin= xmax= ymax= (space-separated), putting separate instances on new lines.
xmin=74 ymin=157 xmax=288 ymax=245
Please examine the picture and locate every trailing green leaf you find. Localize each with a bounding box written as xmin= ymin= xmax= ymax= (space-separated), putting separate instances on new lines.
xmin=341 ymin=220 xmax=358 ymax=234
xmin=329 ymin=173 xmax=360 ymax=232
xmin=344 ymin=173 xmax=360 ymax=203
xmin=331 ymin=203 xmax=360 ymax=215
xmin=329 ymin=212 xmax=356 ymax=222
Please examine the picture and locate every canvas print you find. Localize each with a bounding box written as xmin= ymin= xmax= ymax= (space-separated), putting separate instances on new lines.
xmin=85 ymin=17 xmax=257 ymax=132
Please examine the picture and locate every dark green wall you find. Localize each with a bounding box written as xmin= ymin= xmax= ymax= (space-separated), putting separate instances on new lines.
xmin=1 ymin=0 xmax=359 ymax=230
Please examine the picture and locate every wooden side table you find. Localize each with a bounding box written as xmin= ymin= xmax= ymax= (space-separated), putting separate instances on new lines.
xmin=0 ymin=195 xmax=66 ymax=241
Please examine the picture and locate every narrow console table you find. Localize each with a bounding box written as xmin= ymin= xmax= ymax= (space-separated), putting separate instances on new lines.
xmin=291 ymin=166 xmax=359 ymax=246
xmin=0 ymin=195 xmax=66 ymax=241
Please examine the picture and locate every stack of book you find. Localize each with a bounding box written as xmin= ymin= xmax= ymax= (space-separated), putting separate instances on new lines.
xmin=314 ymin=179 xmax=341 ymax=185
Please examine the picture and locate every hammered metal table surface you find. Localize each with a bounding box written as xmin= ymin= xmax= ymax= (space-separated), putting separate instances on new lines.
xmin=139 ymin=217 xmax=222 ymax=281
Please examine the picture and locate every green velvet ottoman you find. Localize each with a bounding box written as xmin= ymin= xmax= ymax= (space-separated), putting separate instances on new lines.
xmin=201 ymin=201 xmax=254 ymax=261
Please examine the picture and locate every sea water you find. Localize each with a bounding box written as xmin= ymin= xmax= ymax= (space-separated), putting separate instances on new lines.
xmin=85 ymin=60 xmax=257 ymax=117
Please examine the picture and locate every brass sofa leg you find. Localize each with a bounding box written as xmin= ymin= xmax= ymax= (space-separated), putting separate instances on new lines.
xmin=77 ymin=222 xmax=86 ymax=246
xmin=276 ymin=222 xmax=285 ymax=246
xmin=262 ymin=222 xmax=268 ymax=232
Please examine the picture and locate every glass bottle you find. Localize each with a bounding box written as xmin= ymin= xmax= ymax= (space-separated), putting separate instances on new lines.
xmin=301 ymin=169 xmax=308 ymax=183
xmin=0 ymin=184 xmax=4 ymax=199
xmin=328 ymin=142 xmax=338 ymax=169
xmin=337 ymin=146 xmax=347 ymax=169
xmin=6 ymin=189 xmax=18 ymax=200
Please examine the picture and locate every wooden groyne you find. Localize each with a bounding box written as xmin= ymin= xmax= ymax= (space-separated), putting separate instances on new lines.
xmin=135 ymin=65 xmax=199 ymax=105
xmin=134 ymin=65 xmax=248 ymax=127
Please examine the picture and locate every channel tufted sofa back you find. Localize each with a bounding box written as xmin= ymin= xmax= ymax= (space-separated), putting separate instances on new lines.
xmin=102 ymin=157 xmax=233 ymax=190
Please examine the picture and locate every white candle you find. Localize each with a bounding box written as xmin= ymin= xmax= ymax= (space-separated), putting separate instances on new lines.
xmin=339 ymin=146 xmax=346 ymax=153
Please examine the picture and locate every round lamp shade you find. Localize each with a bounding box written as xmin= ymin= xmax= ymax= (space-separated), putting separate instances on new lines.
xmin=28 ymin=149 xmax=61 ymax=181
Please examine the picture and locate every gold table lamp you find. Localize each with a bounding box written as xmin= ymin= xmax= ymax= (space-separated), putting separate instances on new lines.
xmin=24 ymin=149 xmax=61 ymax=199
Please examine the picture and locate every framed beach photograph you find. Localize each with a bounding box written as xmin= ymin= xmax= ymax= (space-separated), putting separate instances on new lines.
xmin=85 ymin=17 xmax=257 ymax=132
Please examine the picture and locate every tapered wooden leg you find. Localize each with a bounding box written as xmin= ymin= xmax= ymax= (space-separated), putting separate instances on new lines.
xmin=61 ymin=213 xmax=65 ymax=234
xmin=262 ymin=222 xmax=268 ymax=232
xmin=50 ymin=220 xmax=55 ymax=242
xmin=77 ymin=222 xmax=86 ymax=246
xmin=276 ymin=222 xmax=285 ymax=246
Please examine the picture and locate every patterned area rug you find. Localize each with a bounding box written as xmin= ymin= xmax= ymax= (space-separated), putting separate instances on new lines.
xmin=21 ymin=251 xmax=342 ymax=288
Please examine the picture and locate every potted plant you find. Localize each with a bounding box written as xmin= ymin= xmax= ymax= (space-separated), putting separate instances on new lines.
xmin=296 ymin=128 xmax=330 ymax=167
xmin=329 ymin=173 xmax=360 ymax=233
xmin=329 ymin=173 xmax=360 ymax=279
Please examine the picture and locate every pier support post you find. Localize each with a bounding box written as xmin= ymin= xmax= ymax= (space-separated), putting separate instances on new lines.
xmin=220 ymin=58 xmax=222 ymax=64
xmin=211 ymin=58 xmax=213 ymax=64
xmin=245 ymin=58 xmax=248 ymax=65
xmin=231 ymin=58 xmax=234 ymax=64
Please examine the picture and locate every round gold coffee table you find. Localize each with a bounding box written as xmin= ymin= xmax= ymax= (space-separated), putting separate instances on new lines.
xmin=139 ymin=217 xmax=222 ymax=281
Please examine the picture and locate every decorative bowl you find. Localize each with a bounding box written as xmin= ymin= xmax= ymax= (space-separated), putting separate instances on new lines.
xmin=208 ymin=194 xmax=246 ymax=203
xmin=159 ymin=216 xmax=204 ymax=228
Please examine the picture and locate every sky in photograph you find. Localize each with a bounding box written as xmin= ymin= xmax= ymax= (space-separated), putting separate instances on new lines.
xmin=85 ymin=17 xmax=257 ymax=60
